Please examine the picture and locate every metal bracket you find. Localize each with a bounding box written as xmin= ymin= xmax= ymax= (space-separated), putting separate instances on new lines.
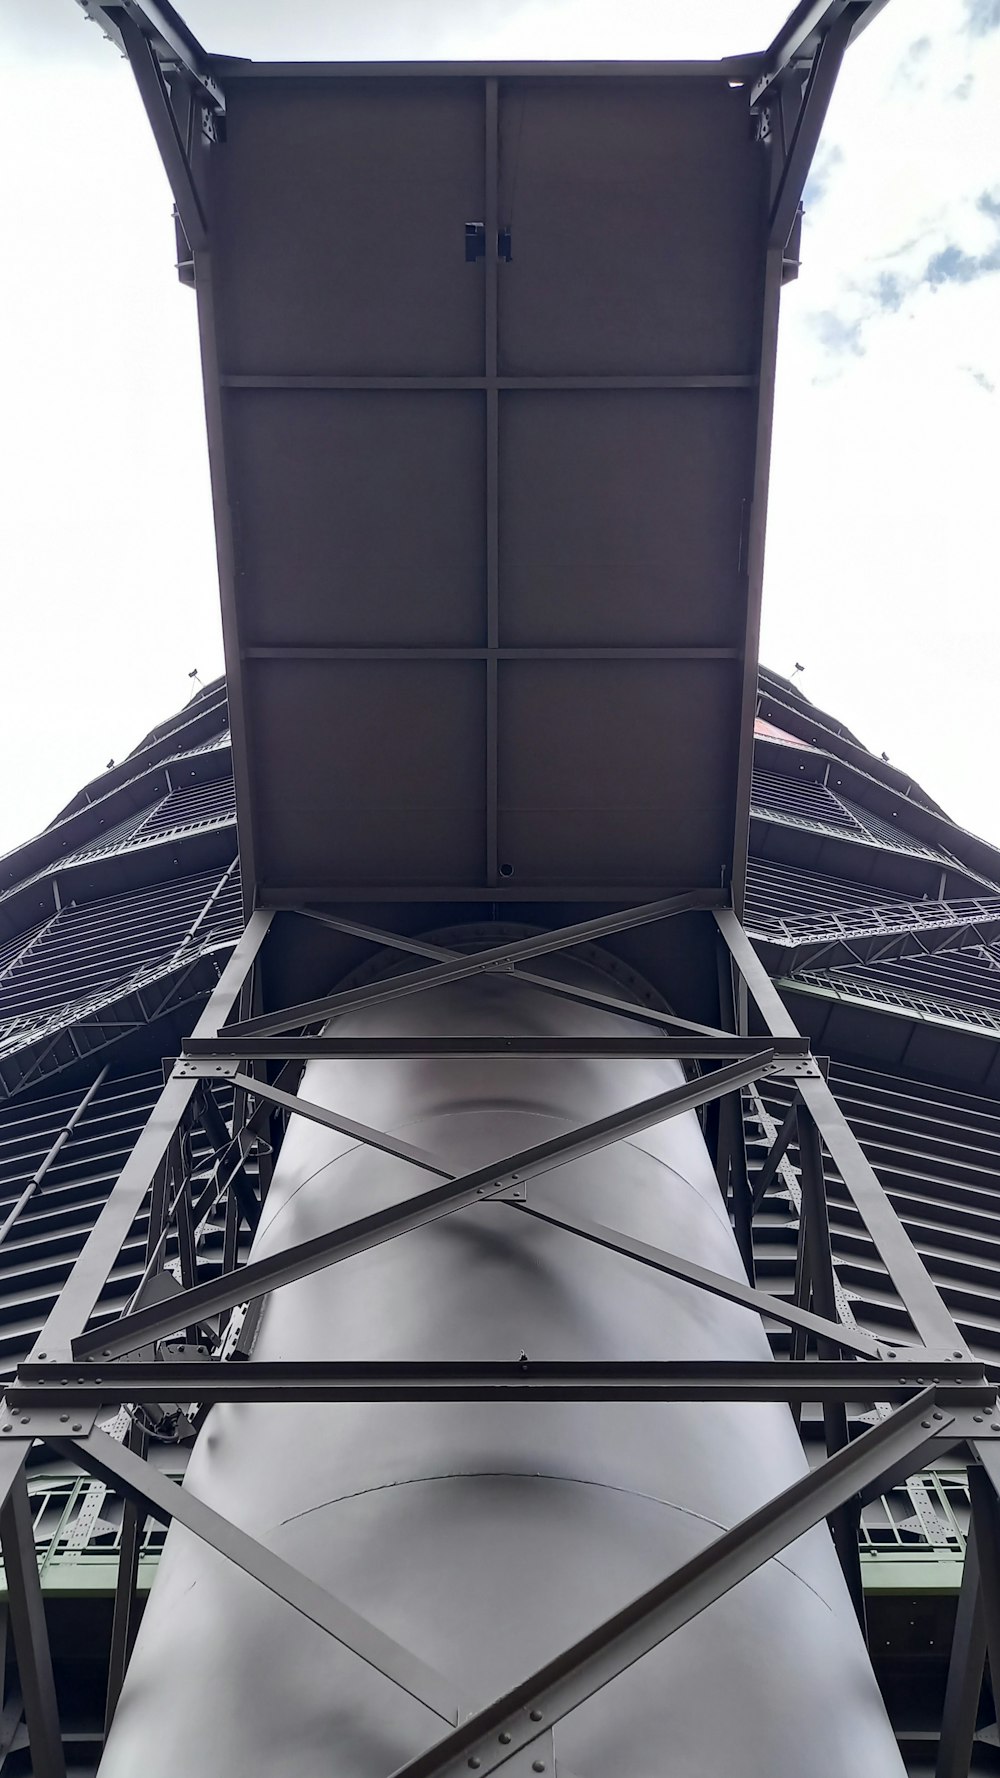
xmin=0 ymin=1401 xmax=97 ymax=1439
xmin=765 ymin=1057 xmax=823 ymax=1079
xmin=173 ymin=1057 xmax=241 ymax=1080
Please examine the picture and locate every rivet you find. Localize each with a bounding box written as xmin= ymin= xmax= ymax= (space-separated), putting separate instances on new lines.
xmin=529 ymin=1710 xmax=543 ymax=1722
xmin=72 ymin=1423 xmax=82 ymax=1433
xmin=532 ymin=1764 xmax=545 ymax=1773
xmin=37 ymin=1353 xmax=46 ymax=1360
xmin=467 ymin=1761 xmax=480 ymax=1770
xmin=921 ymin=1419 xmax=931 ymax=1428
xmin=499 ymin=1731 xmax=512 ymax=1744
xmin=954 ymin=1352 xmax=964 ymax=1359
xmin=933 ymin=1411 xmax=944 ymax=1421
xmin=1 ymin=1426 xmax=10 ymax=1434
xmin=60 ymin=1413 xmax=69 ymax=1423
xmin=973 ymin=1414 xmax=984 ymax=1423
xmin=19 ymin=1415 xmax=30 ymax=1424
xmin=992 ymin=1424 xmax=1000 ymax=1432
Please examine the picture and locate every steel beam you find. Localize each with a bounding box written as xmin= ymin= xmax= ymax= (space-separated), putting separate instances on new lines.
xmin=749 ymin=1092 xmax=799 ymax=1213
xmin=293 ymin=909 xmax=728 ymax=1039
xmin=117 ymin=13 xmax=208 ymax=254
xmin=72 ymin=1053 xmax=775 ymax=1359
xmin=27 ymin=910 xmax=272 ymax=1361
xmin=0 ymin=1066 xmax=107 ymax=1253
xmin=935 ymin=1518 xmax=986 ymax=1778
xmin=796 ymin=1104 xmax=865 ymax=1629
xmin=387 ymin=1390 xmax=951 ymax=1778
xmin=968 ymin=1467 xmax=1000 ymax=1730
xmin=183 ymin=1035 xmax=810 ymax=1061
xmin=226 ymin=892 xmax=723 ymax=1041
xmin=715 ymin=909 xmax=971 ymax=1355
xmin=15 ymin=1361 xmax=991 ymax=1408
xmin=0 ymin=1466 xmax=65 ymax=1778
xmin=768 ymin=11 xmax=852 ymax=250
xmin=227 ymin=1074 xmax=450 ymax=1181
xmin=53 ymin=1428 xmax=460 ymax=1727
xmin=511 ymin=1198 xmax=885 ymax=1358
xmin=80 ymin=2 xmax=222 ymax=111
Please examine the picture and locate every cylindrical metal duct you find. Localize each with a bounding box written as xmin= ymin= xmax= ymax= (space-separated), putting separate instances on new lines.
xmin=101 ymin=942 xmax=905 ymax=1777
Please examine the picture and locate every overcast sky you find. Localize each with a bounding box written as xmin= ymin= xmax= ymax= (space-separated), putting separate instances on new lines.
xmin=1 ymin=0 xmax=998 ymax=855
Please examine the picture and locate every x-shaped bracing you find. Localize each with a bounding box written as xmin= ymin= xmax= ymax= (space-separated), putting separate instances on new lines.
xmin=17 ymin=1389 xmax=988 ymax=1778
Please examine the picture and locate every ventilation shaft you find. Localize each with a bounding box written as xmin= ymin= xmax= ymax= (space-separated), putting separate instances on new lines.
xmin=100 ymin=944 xmax=905 ymax=1777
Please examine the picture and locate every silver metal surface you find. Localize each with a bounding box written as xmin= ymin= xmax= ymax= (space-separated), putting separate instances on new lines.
xmin=100 ymin=956 xmax=904 ymax=1776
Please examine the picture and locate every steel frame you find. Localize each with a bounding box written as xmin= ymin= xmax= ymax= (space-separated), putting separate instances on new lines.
xmin=0 ymin=896 xmax=997 ymax=1772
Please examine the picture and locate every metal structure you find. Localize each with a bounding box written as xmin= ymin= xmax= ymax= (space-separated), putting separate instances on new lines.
xmin=0 ymin=0 xmax=996 ymax=1772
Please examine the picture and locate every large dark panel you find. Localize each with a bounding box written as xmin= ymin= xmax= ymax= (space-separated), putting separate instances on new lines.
xmin=229 ymin=391 xmax=486 ymax=647
xmin=247 ymin=659 xmax=486 ymax=888
xmin=497 ymin=658 xmax=740 ymax=886
xmin=499 ymin=389 xmax=754 ymax=647
xmin=213 ymin=80 xmax=486 ymax=376
xmin=497 ymin=79 xmax=766 ymax=376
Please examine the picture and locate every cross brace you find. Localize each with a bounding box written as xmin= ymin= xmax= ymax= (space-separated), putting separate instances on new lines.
xmin=72 ymin=1051 xmax=775 ymax=1360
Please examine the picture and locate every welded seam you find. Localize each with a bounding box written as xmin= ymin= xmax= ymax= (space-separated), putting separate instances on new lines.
xmin=273 ymin=1471 xmax=834 ymax=1613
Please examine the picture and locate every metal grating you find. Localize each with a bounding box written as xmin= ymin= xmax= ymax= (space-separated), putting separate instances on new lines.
xmin=0 ymin=1067 xmax=253 ymax=1379
xmin=743 ymin=858 xmax=912 ymax=934
xmin=749 ymin=1060 xmax=1000 ymax=1365
xmin=750 ymin=768 xmax=867 ymax=834
xmin=131 ymin=777 xmax=235 ymax=841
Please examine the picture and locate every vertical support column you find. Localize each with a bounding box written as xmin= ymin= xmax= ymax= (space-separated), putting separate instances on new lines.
xmin=104 ymin=1424 xmax=149 ymax=1740
xmin=969 ymin=1469 xmax=1000 ymax=1737
xmin=935 ymin=1520 xmax=986 ymax=1778
xmin=714 ymin=941 xmax=754 ymax=1280
xmin=105 ymin=1119 xmax=176 ymax=1738
xmin=484 ymin=76 xmax=500 ymax=887
xmin=796 ymin=1105 xmax=866 ymax=1632
xmin=0 ymin=1466 xmax=65 ymax=1778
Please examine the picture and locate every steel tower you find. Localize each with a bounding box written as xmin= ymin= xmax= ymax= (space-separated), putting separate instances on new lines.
xmin=0 ymin=3 xmax=998 ymax=1774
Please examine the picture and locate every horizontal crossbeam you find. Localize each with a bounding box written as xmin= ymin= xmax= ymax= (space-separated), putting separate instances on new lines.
xmin=51 ymin=1428 xmax=459 ymax=1725
xmin=73 ymin=1053 xmax=773 ymax=1359
xmin=15 ymin=1361 xmax=990 ymax=1408
xmin=183 ymin=1035 xmax=811 ymax=1062
xmin=227 ymin=891 xmax=723 ymax=1041
xmin=387 ymin=1388 xmax=953 ymax=1778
